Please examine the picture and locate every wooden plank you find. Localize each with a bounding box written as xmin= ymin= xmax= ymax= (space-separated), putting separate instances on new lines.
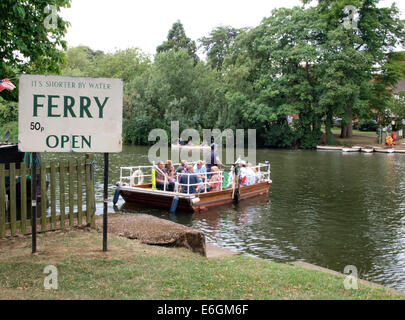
xmin=9 ymin=163 xmax=17 ymax=236
xmin=88 ymin=154 xmax=95 ymax=227
xmin=40 ymin=164 xmax=47 ymax=231
xmin=50 ymin=161 xmax=57 ymax=229
xmin=0 ymin=164 xmax=6 ymax=238
xmin=85 ymin=155 xmax=91 ymax=225
xmin=77 ymin=159 xmax=83 ymax=226
xmin=5 ymin=212 xmax=80 ymax=231
xmin=20 ymin=162 xmax=27 ymax=234
xmin=69 ymin=159 xmax=75 ymax=227
xmin=59 ymin=160 xmax=66 ymax=229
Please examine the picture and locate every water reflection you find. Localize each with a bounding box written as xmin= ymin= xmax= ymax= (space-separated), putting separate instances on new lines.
xmin=43 ymin=146 xmax=405 ymax=291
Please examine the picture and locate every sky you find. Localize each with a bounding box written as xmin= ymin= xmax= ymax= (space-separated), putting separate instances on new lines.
xmin=60 ymin=0 xmax=405 ymax=56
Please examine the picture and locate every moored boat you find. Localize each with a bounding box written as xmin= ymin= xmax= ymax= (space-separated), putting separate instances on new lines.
xmin=115 ymin=162 xmax=272 ymax=213
xmin=394 ymin=148 xmax=405 ymax=153
xmin=361 ymin=146 xmax=375 ymax=153
xmin=171 ymin=144 xmax=211 ymax=151
xmin=316 ymin=145 xmax=343 ymax=151
xmin=375 ymin=147 xmax=395 ymax=153
xmin=342 ymin=146 xmax=361 ymax=152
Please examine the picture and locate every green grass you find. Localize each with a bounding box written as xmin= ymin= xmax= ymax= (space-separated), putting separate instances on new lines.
xmin=329 ymin=128 xmax=377 ymax=137
xmin=0 ymin=230 xmax=403 ymax=300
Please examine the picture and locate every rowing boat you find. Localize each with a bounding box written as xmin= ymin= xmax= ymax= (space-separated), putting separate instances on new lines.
xmin=361 ymin=146 xmax=374 ymax=153
xmin=316 ymin=145 xmax=343 ymax=151
xmin=374 ymin=147 xmax=395 ymax=153
xmin=171 ymin=144 xmax=211 ymax=151
xmin=342 ymin=146 xmax=361 ymax=152
xmin=115 ymin=162 xmax=272 ymax=213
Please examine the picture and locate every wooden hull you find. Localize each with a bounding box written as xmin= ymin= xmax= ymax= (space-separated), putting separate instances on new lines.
xmin=120 ymin=182 xmax=271 ymax=213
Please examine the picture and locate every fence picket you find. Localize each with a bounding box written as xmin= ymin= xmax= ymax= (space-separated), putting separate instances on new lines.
xmin=9 ymin=163 xmax=17 ymax=237
xmin=20 ymin=163 xmax=27 ymax=234
xmin=0 ymin=154 xmax=95 ymax=238
xmin=0 ymin=164 xmax=5 ymax=238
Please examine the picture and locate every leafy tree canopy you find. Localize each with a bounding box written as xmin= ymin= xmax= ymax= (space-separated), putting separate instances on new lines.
xmin=157 ymin=20 xmax=199 ymax=63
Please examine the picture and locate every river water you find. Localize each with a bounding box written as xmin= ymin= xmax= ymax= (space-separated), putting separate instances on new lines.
xmin=44 ymin=145 xmax=405 ymax=292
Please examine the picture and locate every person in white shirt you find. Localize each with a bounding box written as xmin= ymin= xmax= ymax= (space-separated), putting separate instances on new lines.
xmin=245 ymin=163 xmax=256 ymax=185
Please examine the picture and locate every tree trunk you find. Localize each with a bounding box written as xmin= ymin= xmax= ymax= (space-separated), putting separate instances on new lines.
xmin=340 ymin=107 xmax=353 ymax=138
xmin=325 ymin=109 xmax=334 ymax=145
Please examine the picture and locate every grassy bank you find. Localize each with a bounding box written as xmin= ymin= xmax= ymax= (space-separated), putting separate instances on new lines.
xmin=0 ymin=230 xmax=402 ymax=300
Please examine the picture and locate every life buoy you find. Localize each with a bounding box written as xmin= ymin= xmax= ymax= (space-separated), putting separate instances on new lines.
xmin=130 ymin=169 xmax=144 ymax=186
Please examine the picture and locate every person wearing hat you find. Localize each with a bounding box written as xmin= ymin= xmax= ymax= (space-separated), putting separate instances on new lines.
xmin=205 ymin=143 xmax=221 ymax=173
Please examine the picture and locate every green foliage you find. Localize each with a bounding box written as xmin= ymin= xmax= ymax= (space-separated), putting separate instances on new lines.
xmin=199 ymin=26 xmax=242 ymax=71
xmin=157 ymin=20 xmax=198 ymax=63
xmin=0 ymin=97 xmax=18 ymax=125
xmin=0 ymin=0 xmax=71 ymax=100
xmin=357 ymin=119 xmax=378 ymax=131
xmin=260 ymin=118 xmax=297 ymax=148
xmin=0 ymin=121 xmax=18 ymax=143
xmin=123 ymin=49 xmax=224 ymax=144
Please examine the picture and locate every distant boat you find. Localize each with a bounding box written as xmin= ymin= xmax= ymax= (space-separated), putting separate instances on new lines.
xmin=316 ymin=145 xmax=343 ymax=151
xmin=375 ymin=147 xmax=395 ymax=153
xmin=342 ymin=146 xmax=361 ymax=152
xmin=171 ymin=144 xmax=211 ymax=151
xmin=361 ymin=146 xmax=374 ymax=153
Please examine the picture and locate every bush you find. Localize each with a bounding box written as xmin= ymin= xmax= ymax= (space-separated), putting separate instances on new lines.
xmin=357 ymin=120 xmax=377 ymax=132
xmin=0 ymin=97 xmax=18 ymax=125
xmin=260 ymin=122 xmax=296 ymax=148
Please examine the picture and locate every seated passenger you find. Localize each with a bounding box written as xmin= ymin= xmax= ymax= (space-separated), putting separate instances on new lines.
xmin=165 ymin=160 xmax=176 ymax=182
xmin=176 ymin=160 xmax=187 ymax=173
xmin=201 ymin=139 xmax=208 ymax=147
xmin=179 ymin=165 xmax=198 ymax=194
xmin=156 ymin=161 xmax=174 ymax=191
xmin=208 ymin=166 xmax=222 ymax=192
xmin=245 ymin=163 xmax=256 ymax=185
xmin=194 ymin=160 xmax=207 ymax=182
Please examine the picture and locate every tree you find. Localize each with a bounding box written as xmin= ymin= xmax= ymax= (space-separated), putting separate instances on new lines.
xmin=97 ymin=48 xmax=151 ymax=83
xmin=0 ymin=0 xmax=71 ymax=100
xmin=224 ymin=7 xmax=326 ymax=148
xmin=369 ymin=51 xmax=405 ymax=127
xmin=62 ymin=46 xmax=104 ymax=77
xmin=123 ymin=49 xmax=224 ymax=144
xmin=303 ymin=0 xmax=405 ymax=138
xmin=157 ymin=20 xmax=198 ymax=63
xmin=199 ymin=26 xmax=242 ymax=71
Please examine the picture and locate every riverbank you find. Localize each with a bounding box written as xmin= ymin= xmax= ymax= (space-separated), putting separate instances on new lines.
xmin=0 ymin=229 xmax=403 ymax=300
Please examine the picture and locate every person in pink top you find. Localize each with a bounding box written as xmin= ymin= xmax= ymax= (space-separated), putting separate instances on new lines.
xmin=208 ymin=166 xmax=222 ymax=192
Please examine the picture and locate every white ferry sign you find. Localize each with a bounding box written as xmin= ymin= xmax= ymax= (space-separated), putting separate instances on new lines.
xmin=18 ymin=74 xmax=123 ymax=153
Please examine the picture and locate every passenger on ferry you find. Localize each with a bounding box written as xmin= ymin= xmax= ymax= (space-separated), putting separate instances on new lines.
xmin=165 ymin=160 xmax=176 ymax=183
xmin=194 ymin=160 xmax=207 ymax=182
xmin=206 ymin=143 xmax=221 ymax=173
xmin=156 ymin=161 xmax=175 ymax=191
xmin=176 ymin=160 xmax=187 ymax=173
xmin=208 ymin=166 xmax=222 ymax=192
xmin=239 ymin=160 xmax=248 ymax=186
xmin=178 ymin=137 xmax=185 ymax=145
xmin=245 ymin=163 xmax=256 ymax=185
xmin=179 ymin=165 xmax=198 ymax=194
xmin=201 ymin=139 xmax=208 ymax=147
